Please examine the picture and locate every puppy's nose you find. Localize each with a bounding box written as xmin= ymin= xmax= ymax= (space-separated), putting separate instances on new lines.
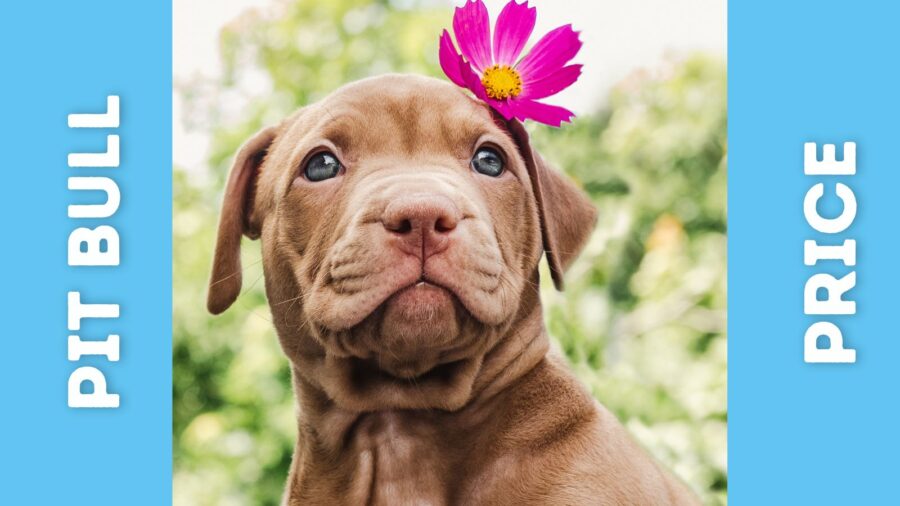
xmin=382 ymin=193 xmax=461 ymax=259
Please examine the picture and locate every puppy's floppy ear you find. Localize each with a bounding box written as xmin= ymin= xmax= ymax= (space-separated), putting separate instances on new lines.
xmin=507 ymin=119 xmax=597 ymax=290
xmin=207 ymin=125 xmax=278 ymax=314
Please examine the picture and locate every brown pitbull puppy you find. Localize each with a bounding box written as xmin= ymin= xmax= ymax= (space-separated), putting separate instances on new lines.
xmin=207 ymin=74 xmax=699 ymax=505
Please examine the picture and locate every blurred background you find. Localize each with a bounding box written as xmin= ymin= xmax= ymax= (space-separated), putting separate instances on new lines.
xmin=173 ymin=0 xmax=727 ymax=504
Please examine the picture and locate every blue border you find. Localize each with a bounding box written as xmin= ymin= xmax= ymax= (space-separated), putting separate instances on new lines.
xmin=4 ymin=1 xmax=900 ymax=503
xmin=730 ymin=0 xmax=900 ymax=503
xmin=0 ymin=2 xmax=172 ymax=503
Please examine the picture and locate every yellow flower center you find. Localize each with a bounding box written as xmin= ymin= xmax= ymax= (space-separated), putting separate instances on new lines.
xmin=481 ymin=65 xmax=523 ymax=100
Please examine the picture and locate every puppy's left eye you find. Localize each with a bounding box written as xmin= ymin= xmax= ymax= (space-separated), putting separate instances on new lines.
xmin=471 ymin=147 xmax=504 ymax=177
xmin=304 ymin=152 xmax=342 ymax=182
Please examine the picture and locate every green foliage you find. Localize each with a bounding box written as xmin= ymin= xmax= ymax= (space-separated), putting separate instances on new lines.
xmin=173 ymin=1 xmax=727 ymax=505
xmin=532 ymin=56 xmax=727 ymax=505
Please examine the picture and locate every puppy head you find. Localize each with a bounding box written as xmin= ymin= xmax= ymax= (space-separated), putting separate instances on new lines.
xmin=208 ymin=74 xmax=595 ymax=410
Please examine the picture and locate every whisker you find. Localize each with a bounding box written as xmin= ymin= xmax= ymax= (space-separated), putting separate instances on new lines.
xmin=208 ymin=256 xmax=264 ymax=287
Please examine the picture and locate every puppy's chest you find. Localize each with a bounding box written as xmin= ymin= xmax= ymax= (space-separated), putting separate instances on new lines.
xmin=349 ymin=412 xmax=451 ymax=506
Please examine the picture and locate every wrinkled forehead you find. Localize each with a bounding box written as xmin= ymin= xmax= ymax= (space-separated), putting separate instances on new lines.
xmin=293 ymin=75 xmax=502 ymax=158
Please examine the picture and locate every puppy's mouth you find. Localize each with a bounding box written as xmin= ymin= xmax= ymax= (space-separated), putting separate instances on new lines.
xmin=382 ymin=278 xmax=457 ymax=321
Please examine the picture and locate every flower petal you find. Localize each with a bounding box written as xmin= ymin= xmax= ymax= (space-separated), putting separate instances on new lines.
xmin=508 ymin=98 xmax=575 ymax=127
xmin=492 ymin=0 xmax=536 ymax=65
xmin=486 ymin=98 xmax=514 ymax=120
xmin=439 ymin=30 xmax=468 ymax=87
xmin=452 ymin=0 xmax=493 ymax=72
xmin=461 ymin=60 xmax=489 ymax=102
xmin=515 ymin=24 xmax=582 ymax=80
xmin=521 ymin=64 xmax=581 ymax=99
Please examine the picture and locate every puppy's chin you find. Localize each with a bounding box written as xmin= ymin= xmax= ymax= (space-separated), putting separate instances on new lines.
xmin=383 ymin=282 xmax=458 ymax=336
xmin=370 ymin=282 xmax=462 ymax=377
xmin=307 ymin=283 xmax=508 ymax=411
xmin=302 ymin=278 xmax=514 ymax=410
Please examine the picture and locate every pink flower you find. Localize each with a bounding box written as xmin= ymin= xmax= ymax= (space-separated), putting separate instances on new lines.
xmin=439 ymin=0 xmax=582 ymax=127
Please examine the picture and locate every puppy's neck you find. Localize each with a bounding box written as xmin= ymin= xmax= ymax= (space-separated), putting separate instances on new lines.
xmin=465 ymin=302 xmax=549 ymax=404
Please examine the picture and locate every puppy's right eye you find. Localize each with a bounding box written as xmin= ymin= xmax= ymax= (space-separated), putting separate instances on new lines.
xmin=304 ymin=152 xmax=342 ymax=182
xmin=471 ymin=147 xmax=504 ymax=177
